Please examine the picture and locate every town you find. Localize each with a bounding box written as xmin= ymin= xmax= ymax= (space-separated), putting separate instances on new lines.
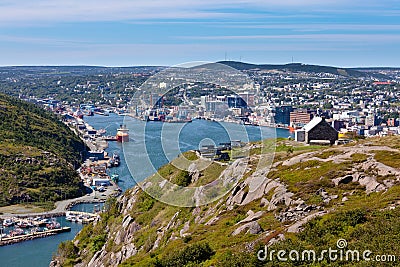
xmin=1 ymin=63 xmax=398 ymax=144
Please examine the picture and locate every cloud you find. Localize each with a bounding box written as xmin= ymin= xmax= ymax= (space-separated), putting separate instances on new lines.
xmin=0 ymin=0 xmax=387 ymax=25
xmin=180 ymin=33 xmax=400 ymax=43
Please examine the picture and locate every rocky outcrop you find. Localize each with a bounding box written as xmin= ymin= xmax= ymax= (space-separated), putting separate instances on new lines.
xmin=237 ymin=210 xmax=265 ymax=224
xmin=287 ymin=211 xmax=327 ymax=233
xmin=232 ymin=221 xmax=263 ymax=236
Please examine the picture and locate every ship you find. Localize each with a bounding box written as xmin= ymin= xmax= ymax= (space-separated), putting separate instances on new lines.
xmin=116 ymin=125 xmax=129 ymax=142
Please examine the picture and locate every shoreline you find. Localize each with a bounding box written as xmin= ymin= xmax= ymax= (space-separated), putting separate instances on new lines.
xmin=0 ymin=185 xmax=119 ymax=219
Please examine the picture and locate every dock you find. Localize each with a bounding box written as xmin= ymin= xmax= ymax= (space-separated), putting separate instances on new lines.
xmin=0 ymin=227 xmax=71 ymax=246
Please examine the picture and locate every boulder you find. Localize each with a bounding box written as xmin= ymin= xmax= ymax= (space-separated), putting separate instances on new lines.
xmin=232 ymin=221 xmax=263 ymax=236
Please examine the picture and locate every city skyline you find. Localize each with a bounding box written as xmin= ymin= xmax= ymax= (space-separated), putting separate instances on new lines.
xmin=0 ymin=0 xmax=399 ymax=67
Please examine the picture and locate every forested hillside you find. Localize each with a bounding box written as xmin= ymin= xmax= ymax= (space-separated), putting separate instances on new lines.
xmin=0 ymin=93 xmax=86 ymax=207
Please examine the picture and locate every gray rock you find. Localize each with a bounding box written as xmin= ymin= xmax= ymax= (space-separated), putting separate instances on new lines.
xmin=260 ymin=198 xmax=269 ymax=207
xmin=237 ymin=211 xmax=264 ymax=224
xmin=248 ymin=221 xmax=263 ymax=234
xmin=232 ymin=221 xmax=263 ymax=236
xmin=205 ymin=216 xmax=220 ymax=226
xmin=180 ymin=221 xmax=190 ymax=237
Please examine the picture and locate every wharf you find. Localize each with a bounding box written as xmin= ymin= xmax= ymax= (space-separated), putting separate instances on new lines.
xmin=0 ymin=227 xmax=71 ymax=246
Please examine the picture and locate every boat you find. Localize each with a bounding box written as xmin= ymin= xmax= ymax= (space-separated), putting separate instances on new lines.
xmin=98 ymin=128 xmax=107 ymax=135
xmin=116 ymin=125 xmax=129 ymax=142
xmin=46 ymin=221 xmax=61 ymax=229
xmin=66 ymin=212 xmax=77 ymax=222
xmin=2 ymin=218 xmax=15 ymax=227
xmin=112 ymin=152 xmax=120 ymax=160
xmin=9 ymin=228 xmax=24 ymax=237
xmin=111 ymin=173 xmax=119 ymax=183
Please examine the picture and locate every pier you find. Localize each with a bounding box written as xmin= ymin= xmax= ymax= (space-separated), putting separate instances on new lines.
xmin=0 ymin=227 xmax=71 ymax=246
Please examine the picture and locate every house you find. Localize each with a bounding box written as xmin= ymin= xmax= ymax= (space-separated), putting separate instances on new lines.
xmin=303 ymin=117 xmax=338 ymax=145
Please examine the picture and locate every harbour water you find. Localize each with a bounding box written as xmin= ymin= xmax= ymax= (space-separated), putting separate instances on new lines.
xmin=0 ymin=113 xmax=291 ymax=266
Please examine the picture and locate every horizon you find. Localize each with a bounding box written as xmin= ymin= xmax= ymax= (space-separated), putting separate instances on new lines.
xmin=0 ymin=61 xmax=400 ymax=69
xmin=0 ymin=1 xmax=399 ymax=67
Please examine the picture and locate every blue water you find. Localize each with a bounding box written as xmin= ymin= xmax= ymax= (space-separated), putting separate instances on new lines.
xmin=0 ymin=217 xmax=83 ymax=267
xmin=0 ymin=113 xmax=291 ymax=267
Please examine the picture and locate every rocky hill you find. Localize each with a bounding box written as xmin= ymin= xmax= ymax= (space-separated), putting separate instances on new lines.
xmin=53 ymin=136 xmax=400 ymax=267
xmin=0 ymin=93 xmax=86 ymax=207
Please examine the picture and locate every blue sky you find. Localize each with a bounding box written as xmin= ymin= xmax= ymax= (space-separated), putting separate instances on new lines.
xmin=0 ymin=0 xmax=399 ymax=67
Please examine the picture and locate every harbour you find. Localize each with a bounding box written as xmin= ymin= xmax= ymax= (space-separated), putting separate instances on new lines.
xmin=0 ymin=227 xmax=72 ymax=247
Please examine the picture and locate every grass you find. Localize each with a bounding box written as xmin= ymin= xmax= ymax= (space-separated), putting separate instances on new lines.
xmin=374 ymin=150 xmax=400 ymax=169
xmin=267 ymin=159 xmax=353 ymax=205
xmin=315 ymin=150 xmax=338 ymax=159
xmin=0 ymin=203 xmax=51 ymax=214
xmin=351 ymin=153 xmax=369 ymax=163
xmin=192 ymin=162 xmax=227 ymax=187
xmin=56 ymin=136 xmax=400 ymax=267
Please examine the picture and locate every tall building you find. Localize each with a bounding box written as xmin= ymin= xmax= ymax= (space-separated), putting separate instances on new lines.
xmin=238 ymin=92 xmax=255 ymax=106
xmin=365 ymin=113 xmax=376 ymax=127
xmin=227 ymin=95 xmax=247 ymax=108
xmin=274 ymin=106 xmax=294 ymax=125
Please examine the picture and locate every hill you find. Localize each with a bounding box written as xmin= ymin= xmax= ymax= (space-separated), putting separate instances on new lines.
xmin=53 ymin=136 xmax=400 ymax=267
xmin=0 ymin=94 xmax=86 ymax=207
xmin=218 ymin=61 xmax=370 ymax=78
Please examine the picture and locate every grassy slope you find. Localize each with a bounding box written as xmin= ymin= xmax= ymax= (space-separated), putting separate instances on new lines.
xmin=56 ymin=137 xmax=400 ymax=267
xmin=0 ymin=93 xmax=86 ymax=207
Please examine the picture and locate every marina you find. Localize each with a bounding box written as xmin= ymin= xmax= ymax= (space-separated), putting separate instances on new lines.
xmin=0 ymin=227 xmax=72 ymax=247
xmin=0 ymin=211 xmax=100 ymax=246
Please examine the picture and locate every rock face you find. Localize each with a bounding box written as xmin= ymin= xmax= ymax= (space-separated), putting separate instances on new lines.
xmin=55 ymin=143 xmax=400 ymax=267
xmin=232 ymin=221 xmax=263 ymax=236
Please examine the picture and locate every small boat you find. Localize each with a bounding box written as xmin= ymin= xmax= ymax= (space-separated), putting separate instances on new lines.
xmin=111 ymin=173 xmax=119 ymax=183
xmin=98 ymin=128 xmax=106 ymax=135
xmin=10 ymin=228 xmax=24 ymax=237
xmin=2 ymin=218 xmax=15 ymax=227
xmin=112 ymin=152 xmax=120 ymax=160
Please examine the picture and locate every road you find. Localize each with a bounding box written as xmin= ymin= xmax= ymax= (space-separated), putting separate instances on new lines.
xmin=0 ymin=184 xmax=120 ymax=219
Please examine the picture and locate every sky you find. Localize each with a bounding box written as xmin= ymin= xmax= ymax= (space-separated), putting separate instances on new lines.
xmin=0 ymin=0 xmax=399 ymax=67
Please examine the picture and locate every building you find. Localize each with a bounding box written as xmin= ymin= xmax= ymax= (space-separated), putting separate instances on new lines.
xmin=365 ymin=113 xmax=376 ymax=127
xmin=238 ymin=92 xmax=255 ymax=106
xmin=227 ymin=95 xmax=247 ymax=109
xmin=274 ymin=106 xmax=294 ymax=125
xmin=87 ymin=150 xmax=105 ymax=161
xmin=303 ymin=117 xmax=338 ymax=145
xmin=387 ymin=118 xmax=399 ymax=127
xmin=92 ymin=178 xmax=111 ymax=187
xmin=290 ymin=110 xmax=313 ymax=124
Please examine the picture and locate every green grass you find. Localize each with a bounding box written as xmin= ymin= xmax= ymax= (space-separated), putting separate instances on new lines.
xmin=351 ymin=153 xmax=368 ymax=163
xmin=374 ymin=150 xmax=400 ymax=169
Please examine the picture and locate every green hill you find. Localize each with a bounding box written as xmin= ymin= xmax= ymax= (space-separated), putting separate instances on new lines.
xmin=54 ymin=136 xmax=400 ymax=267
xmin=218 ymin=61 xmax=369 ymax=78
xmin=0 ymin=93 xmax=86 ymax=207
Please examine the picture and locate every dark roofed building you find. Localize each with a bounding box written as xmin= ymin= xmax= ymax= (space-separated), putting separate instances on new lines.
xmin=304 ymin=117 xmax=338 ymax=145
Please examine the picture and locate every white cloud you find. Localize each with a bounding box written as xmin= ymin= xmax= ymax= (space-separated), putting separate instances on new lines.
xmin=0 ymin=0 xmax=385 ymax=25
